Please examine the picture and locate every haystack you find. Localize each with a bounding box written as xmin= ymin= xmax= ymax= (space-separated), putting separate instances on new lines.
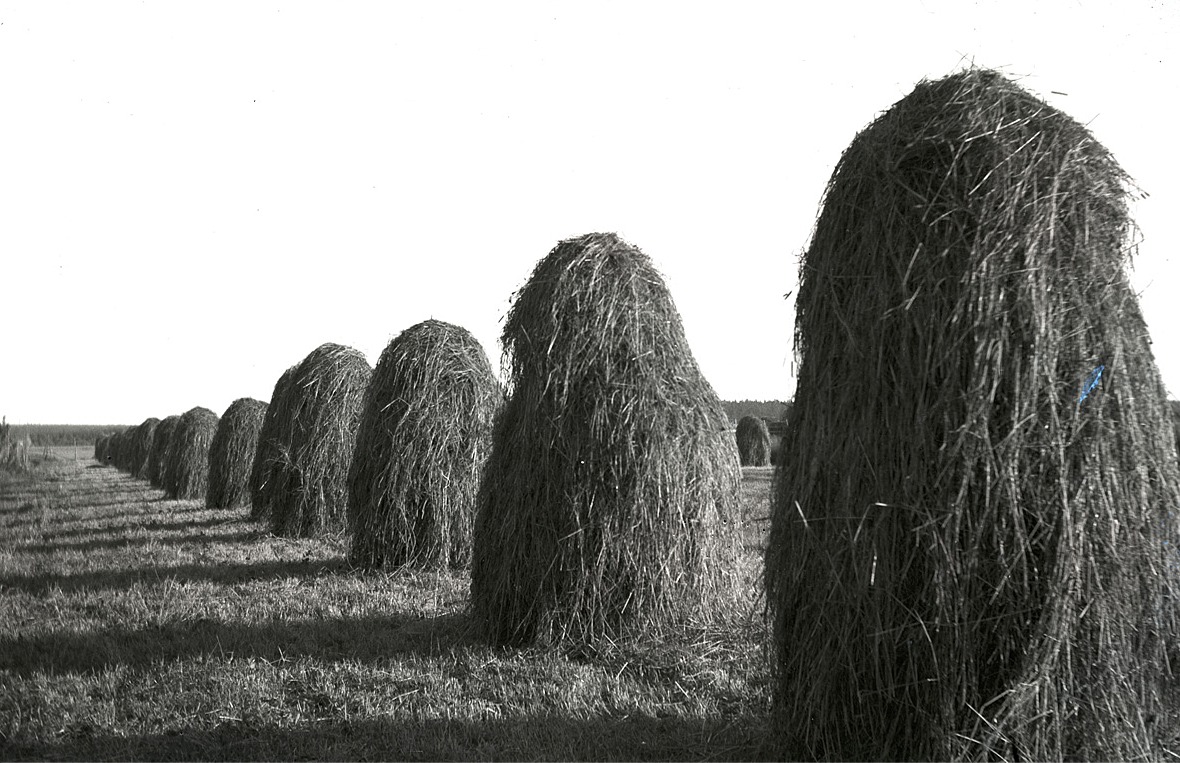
xmin=471 ymin=232 xmax=741 ymax=648
xmin=146 ymin=415 xmax=180 ymax=488
xmin=349 ymin=319 xmax=502 ymax=570
xmin=162 ymin=407 xmax=219 ymax=499
xmin=765 ymin=69 xmax=1180 ymax=761
xmin=735 ymin=415 xmax=771 ymax=466
xmin=130 ymin=417 xmax=160 ymax=479
xmin=268 ymin=343 xmax=371 ymax=537
xmin=110 ymin=426 xmax=134 ymax=474
xmin=207 ymin=398 xmax=267 ymax=510
xmin=249 ymin=368 xmax=297 ymax=521
xmin=94 ymin=434 xmax=111 ymax=464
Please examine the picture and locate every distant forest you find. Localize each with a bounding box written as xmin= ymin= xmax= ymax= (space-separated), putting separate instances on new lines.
xmin=720 ymin=400 xmax=791 ymax=426
xmin=8 ymin=424 xmax=129 ymax=447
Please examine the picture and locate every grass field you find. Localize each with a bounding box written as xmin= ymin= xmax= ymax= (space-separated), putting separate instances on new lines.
xmin=0 ymin=449 xmax=775 ymax=761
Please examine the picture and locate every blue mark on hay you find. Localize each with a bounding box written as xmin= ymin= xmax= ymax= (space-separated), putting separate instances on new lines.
xmin=1079 ymin=364 xmax=1104 ymax=403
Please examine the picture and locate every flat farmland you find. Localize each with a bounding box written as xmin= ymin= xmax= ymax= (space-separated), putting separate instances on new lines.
xmin=0 ymin=451 xmax=774 ymax=761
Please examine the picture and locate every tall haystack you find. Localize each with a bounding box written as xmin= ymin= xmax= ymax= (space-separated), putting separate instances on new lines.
xmin=249 ymin=368 xmax=297 ymax=521
xmin=471 ymin=232 xmax=741 ymax=648
xmin=765 ymin=69 xmax=1180 ymax=761
xmin=269 ymin=343 xmax=371 ymax=537
xmin=349 ymin=319 xmax=502 ymax=571
xmin=130 ymin=417 xmax=160 ymax=479
xmin=206 ymin=398 xmax=267 ymax=510
xmin=162 ymin=407 xmax=219 ymax=499
xmin=735 ymin=415 xmax=771 ymax=466
xmin=146 ymin=415 xmax=180 ymax=488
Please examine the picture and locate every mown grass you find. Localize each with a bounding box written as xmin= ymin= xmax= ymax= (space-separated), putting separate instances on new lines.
xmin=0 ymin=451 xmax=775 ymax=760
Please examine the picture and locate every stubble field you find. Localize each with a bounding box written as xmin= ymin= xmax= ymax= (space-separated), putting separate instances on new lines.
xmin=0 ymin=449 xmax=774 ymax=760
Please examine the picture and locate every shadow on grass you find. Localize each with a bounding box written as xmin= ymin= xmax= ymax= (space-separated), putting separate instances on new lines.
xmin=0 ymin=557 xmax=351 ymax=596
xmin=1 ymin=508 xmax=192 ymax=533
xmin=38 ymin=515 xmax=254 ymax=541
xmin=0 ymin=711 xmax=773 ymax=761
xmin=17 ymin=530 xmax=262 ymax=554
xmin=0 ymin=609 xmax=471 ymax=677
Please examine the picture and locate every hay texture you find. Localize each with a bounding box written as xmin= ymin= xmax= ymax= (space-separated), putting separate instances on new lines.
xmin=249 ymin=368 xmax=298 ymax=521
xmin=207 ymin=398 xmax=267 ymax=510
xmin=110 ymin=427 xmax=135 ymax=471
xmin=471 ymin=232 xmax=741 ymax=648
xmin=162 ymin=407 xmax=219 ymax=499
xmin=349 ymin=319 xmax=502 ymax=571
xmin=765 ymin=69 xmax=1180 ymax=761
xmin=735 ymin=415 xmax=771 ymax=466
xmin=94 ymin=434 xmax=111 ymax=464
xmin=268 ymin=343 xmax=371 ymax=537
xmin=130 ymin=418 xmax=160 ymax=479
xmin=146 ymin=415 xmax=180 ymax=488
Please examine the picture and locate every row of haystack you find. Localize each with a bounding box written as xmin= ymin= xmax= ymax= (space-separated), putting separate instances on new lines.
xmin=99 ymin=408 xmax=222 ymax=500
xmin=92 ymin=66 xmax=1180 ymax=759
xmin=94 ymin=231 xmax=743 ymax=653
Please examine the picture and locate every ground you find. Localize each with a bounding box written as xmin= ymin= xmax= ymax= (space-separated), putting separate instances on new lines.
xmin=0 ymin=450 xmax=776 ymax=761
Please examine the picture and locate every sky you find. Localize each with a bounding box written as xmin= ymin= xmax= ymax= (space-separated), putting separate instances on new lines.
xmin=2 ymin=1 xmax=1178 ymax=425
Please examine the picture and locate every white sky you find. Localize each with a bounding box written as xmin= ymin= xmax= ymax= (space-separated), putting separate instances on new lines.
xmin=2 ymin=1 xmax=1178 ymax=425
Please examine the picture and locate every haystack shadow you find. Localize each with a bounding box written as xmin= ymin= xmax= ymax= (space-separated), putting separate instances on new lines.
xmin=0 ymin=610 xmax=471 ymax=677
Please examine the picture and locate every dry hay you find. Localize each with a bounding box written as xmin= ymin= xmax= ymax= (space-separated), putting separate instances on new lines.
xmin=268 ymin=343 xmax=372 ymax=537
xmin=765 ymin=69 xmax=1180 ymax=761
xmin=146 ymin=415 xmax=180 ymax=488
xmin=130 ymin=418 xmax=160 ymax=479
xmin=249 ymin=367 xmax=298 ymax=521
xmin=94 ymin=434 xmax=112 ymax=464
xmin=162 ymin=407 xmax=219 ymax=499
xmin=206 ymin=398 xmax=268 ymax=510
xmin=471 ymin=232 xmax=741 ymax=648
xmin=735 ymin=415 xmax=771 ymax=466
xmin=348 ymin=319 xmax=503 ymax=571
xmin=1171 ymin=400 xmax=1180 ymax=457
xmin=111 ymin=427 xmax=136 ymax=471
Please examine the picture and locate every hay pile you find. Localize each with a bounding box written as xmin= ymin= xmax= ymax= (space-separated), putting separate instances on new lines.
xmin=116 ymin=429 xmax=139 ymax=471
xmin=94 ymin=434 xmax=111 ymax=464
xmin=268 ymin=343 xmax=372 ymax=537
xmin=249 ymin=368 xmax=297 ymax=521
xmin=207 ymin=398 xmax=268 ymax=510
xmin=471 ymin=232 xmax=741 ymax=648
xmin=735 ymin=415 xmax=770 ymax=466
xmin=162 ymin=407 xmax=219 ymax=499
xmin=349 ymin=319 xmax=502 ymax=570
xmin=130 ymin=418 xmax=160 ymax=479
xmin=146 ymin=415 xmax=180 ymax=488
xmin=765 ymin=69 xmax=1180 ymax=761
xmin=108 ymin=427 xmax=132 ymax=471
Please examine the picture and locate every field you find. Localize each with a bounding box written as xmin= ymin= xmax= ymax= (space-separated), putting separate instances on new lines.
xmin=0 ymin=449 xmax=775 ymax=761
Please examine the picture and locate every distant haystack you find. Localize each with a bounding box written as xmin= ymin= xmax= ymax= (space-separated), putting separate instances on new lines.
xmin=94 ymin=434 xmax=112 ymax=464
xmin=269 ymin=344 xmax=372 ymax=537
xmin=471 ymin=232 xmax=741 ymax=648
xmin=206 ymin=398 xmax=267 ymax=510
xmin=765 ymin=69 xmax=1180 ymax=760
xmin=111 ymin=426 xmax=135 ymax=471
xmin=163 ymin=407 xmax=219 ymax=499
xmin=735 ymin=415 xmax=770 ymax=466
xmin=146 ymin=415 xmax=180 ymax=488
xmin=130 ymin=418 xmax=160 ymax=479
xmin=349 ymin=319 xmax=502 ymax=570
xmin=249 ymin=368 xmax=297 ymax=522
